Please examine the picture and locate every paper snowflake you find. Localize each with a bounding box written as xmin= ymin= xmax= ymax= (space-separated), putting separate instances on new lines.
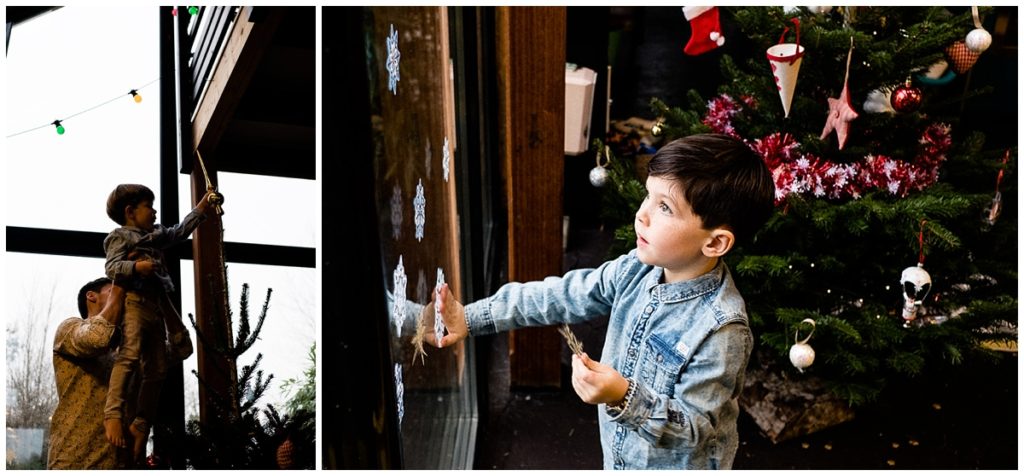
xmin=392 ymin=255 xmax=408 ymax=337
xmin=394 ymin=363 xmax=405 ymax=425
xmin=443 ymin=137 xmax=451 ymax=182
xmin=390 ymin=184 xmax=403 ymax=240
xmin=386 ymin=24 xmax=401 ymax=95
xmin=414 ymin=179 xmax=426 ymax=242
xmin=434 ymin=267 xmax=446 ymax=345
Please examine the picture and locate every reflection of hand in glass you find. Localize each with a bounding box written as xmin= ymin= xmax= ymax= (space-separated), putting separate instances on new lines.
xmin=422 ymin=283 xmax=467 ymax=348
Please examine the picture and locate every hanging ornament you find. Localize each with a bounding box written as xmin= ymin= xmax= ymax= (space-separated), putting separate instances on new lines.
xmin=809 ymin=6 xmax=833 ymax=15
xmin=789 ymin=318 xmax=816 ymax=373
xmin=52 ymin=120 xmax=65 ymax=135
xmin=682 ymin=7 xmax=726 ymax=56
xmin=891 ymin=77 xmax=923 ymax=113
xmin=129 ymin=89 xmax=142 ymax=103
xmin=589 ymin=145 xmax=611 ymax=187
xmin=965 ymin=28 xmax=992 ymax=53
xmin=900 ymin=220 xmax=933 ymax=327
xmin=900 ymin=265 xmax=932 ymax=327
xmin=965 ymin=6 xmax=992 ymax=53
xmin=863 ymin=89 xmax=895 ymax=114
xmin=945 ymin=41 xmax=980 ymax=74
xmin=982 ymin=150 xmax=1010 ymax=227
xmin=820 ymin=37 xmax=858 ymax=149
xmin=917 ymin=59 xmax=956 ymax=86
xmin=766 ymin=17 xmax=805 ymax=118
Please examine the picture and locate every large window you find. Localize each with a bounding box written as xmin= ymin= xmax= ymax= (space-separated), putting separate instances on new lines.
xmin=364 ymin=6 xmax=477 ymax=469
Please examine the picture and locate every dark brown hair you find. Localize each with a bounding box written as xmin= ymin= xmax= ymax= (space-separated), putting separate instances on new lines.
xmin=77 ymin=277 xmax=112 ymax=319
xmin=647 ymin=134 xmax=775 ymax=244
xmin=106 ymin=184 xmax=155 ymax=225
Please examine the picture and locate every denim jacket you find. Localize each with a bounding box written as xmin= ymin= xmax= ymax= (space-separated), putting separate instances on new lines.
xmin=465 ymin=250 xmax=753 ymax=469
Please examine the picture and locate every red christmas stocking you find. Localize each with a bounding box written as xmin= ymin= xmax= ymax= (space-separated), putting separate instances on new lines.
xmin=683 ymin=6 xmax=726 ymax=56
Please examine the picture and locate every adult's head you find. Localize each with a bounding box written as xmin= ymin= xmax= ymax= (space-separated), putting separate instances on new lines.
xmin=77 ymin=277 xmax=113 ymax=319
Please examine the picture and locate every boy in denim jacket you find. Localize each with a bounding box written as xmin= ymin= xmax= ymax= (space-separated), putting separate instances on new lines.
xmin=102 ymin=184 xmax=213 ymax=464
xmin=427 ymin=134 xmax=774 ymax=469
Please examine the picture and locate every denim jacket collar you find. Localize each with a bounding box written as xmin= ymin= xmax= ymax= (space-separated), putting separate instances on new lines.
xmin=645 ymin=259 xmax=725 ymax=304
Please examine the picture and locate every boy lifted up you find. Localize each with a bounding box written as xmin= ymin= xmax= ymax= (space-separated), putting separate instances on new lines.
xmin=102 ymin=184 xmax=214 ymax=464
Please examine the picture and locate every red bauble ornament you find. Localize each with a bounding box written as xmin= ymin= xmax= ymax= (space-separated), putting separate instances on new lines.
xmin=892 ymin=79 xmax=922 ymax=113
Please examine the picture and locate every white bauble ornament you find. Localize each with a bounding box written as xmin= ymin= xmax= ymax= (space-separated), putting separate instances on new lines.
xmin=589 ymin=166 xmax=609 ymax=187
xmin=789 ymin=342 xmax=816 ymax=372
xmin=789 ymin=318 xmax=817 ymax=373
xmin=900 ymin=264 xmax=932 ymax=327
xmin=965 ymin=28 xmax=992 ymax=54
xmin=590 ymin=145 xmax=612 ymax=187
xmin=809 ymin=6 xmax=833 ymax=15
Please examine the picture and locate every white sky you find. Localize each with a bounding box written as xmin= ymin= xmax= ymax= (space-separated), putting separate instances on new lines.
xmin=3 ymin=6 xmax=317 ymax=421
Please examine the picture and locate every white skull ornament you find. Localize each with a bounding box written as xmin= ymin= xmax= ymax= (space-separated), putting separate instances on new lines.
xmin=900 ymin=265 xmax=932 ymax=326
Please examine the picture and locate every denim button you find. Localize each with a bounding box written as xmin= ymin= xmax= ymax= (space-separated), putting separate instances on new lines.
xmin=645 ymin=305 xmax=655 ymax=314
xmin=656 ymin=354 xmax=663 ymax=363
xmin=628 ymin=348 xmax=637 ymax=357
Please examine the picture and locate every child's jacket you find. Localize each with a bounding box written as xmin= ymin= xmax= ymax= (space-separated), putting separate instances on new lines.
xmin=465 ymin=250 xmax=753 ymax=469
xmin=103 ymin=208 xmax=206 ymax=293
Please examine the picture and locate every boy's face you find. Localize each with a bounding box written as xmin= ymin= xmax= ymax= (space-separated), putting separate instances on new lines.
xmin=634 ymin=175 xmax=719 ymax=283
xmin=127 ymin=200 xmax=157 ymax=231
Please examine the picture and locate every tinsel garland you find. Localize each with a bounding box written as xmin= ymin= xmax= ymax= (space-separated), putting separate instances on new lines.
xmin=703 ymin=94 xmax=952 ymax=203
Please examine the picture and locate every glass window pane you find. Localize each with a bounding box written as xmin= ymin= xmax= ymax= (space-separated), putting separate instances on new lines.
xmin=177 ymin=261 xmax=317 ymax=418
xmin=5 ymin=253 xmax=110 ymax=467
xmin=363 ymin=6 xmax=475 ymax=469
xmin=176 ymin=172 xmax=316 ymax=249
xmin=6 ymin=7 xmax=161 ymax=233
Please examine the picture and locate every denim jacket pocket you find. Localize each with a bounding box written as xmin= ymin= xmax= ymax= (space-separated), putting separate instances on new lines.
xmin=638 ymin=333 xmax=687 ymax=394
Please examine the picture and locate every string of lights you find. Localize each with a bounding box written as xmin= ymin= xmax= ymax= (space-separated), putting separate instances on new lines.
xmin=6 ymin=77 xmax=161 ymax=138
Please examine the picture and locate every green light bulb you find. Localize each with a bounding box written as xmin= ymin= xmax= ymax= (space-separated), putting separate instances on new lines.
xmin=188 ymin=6 xmax=198 ymax=15
xmin=56 ymin=125 xmax=65 ymax=135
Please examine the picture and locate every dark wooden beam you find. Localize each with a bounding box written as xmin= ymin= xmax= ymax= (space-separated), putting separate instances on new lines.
xmin=496 ymin=7 xmax=566 ymax=389
xmin=5 ymin=226 xmax=315 ymax=268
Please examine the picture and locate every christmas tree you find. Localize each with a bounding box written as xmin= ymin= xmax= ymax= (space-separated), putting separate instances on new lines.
xmin=600 ymin=6 xmax=1016 ymax=406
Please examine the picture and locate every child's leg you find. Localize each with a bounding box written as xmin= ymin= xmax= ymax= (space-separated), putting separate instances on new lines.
xmin=104 ymin=296 xmax=146 ymax=447
xmin=130 ymin=312 xmax=170 ymax=463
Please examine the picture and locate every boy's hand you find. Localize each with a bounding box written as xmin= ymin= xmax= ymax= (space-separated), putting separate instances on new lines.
xmin=134 ymin=259 xmax=155 ymax=277
xmin=571 ymin=352 xmax=630 ymax=406
xmin=197 ymin=189 xmax=215 ymax=213
xmin=423 ymin=283 xmax=468 ymax=348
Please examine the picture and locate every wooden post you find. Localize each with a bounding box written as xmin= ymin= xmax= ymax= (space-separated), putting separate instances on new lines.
xmin=188 ymin=6 xmax=282 ymax=426
xmin=188 ymin=150 xmax=237 ymax=424
xmin=496 ymin=7 xmax=566 ymax=388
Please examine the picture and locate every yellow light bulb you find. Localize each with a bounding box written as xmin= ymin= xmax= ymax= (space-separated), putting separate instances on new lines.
xmin=133 ymin=93 xmax=142 ymax=103
xmin=130 ymin=90 xmax=142 ymax=103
